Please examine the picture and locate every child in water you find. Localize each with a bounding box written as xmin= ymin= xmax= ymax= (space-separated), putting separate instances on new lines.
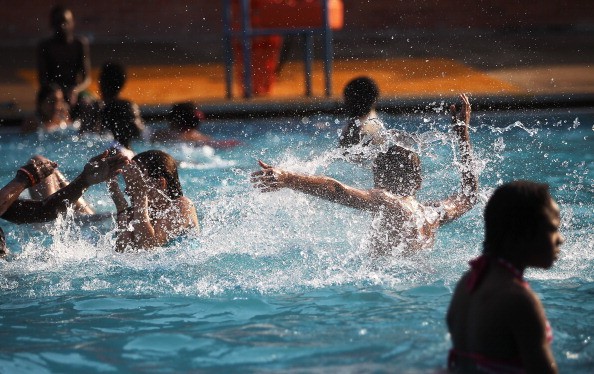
xmin=253 ymin=94 xmax=478 ymax=256
xmin=151 ymin=102 xmax=241 ymax=149
xmin=109 ymin=150 xmax=199 ymax=252
xmin=447 ymin=181 xmax=562 ymax=373
xmin=21 ymin=84 xmax=72 ymax=134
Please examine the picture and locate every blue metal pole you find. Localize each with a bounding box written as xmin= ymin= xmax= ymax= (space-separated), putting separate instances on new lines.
xmin=222 ymin=0 xmax=233 ymax=99
xmin=304 ymin=31 xmax=314 ymax=97
xmin=322 ymin=0 xmax=333 ymax=97
xmin=241 ymin=0 xmax=253 ymax=98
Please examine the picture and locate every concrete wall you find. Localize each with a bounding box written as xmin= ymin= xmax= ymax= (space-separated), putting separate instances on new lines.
xmin=1 ymin=0 xmax=593 ymax=46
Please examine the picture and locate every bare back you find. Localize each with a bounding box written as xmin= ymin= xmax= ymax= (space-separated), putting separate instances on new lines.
xmin=447 ymin=265 xmax=556 ymax=373
xmin=366 ymin=190 xmax=441 ymax=255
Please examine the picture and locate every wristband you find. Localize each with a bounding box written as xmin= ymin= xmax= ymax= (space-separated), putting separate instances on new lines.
xmin=17 ymin=167 xmax=37 ymax=187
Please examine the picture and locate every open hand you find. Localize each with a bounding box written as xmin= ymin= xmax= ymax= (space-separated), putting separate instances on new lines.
xmin=250 ymin=160 xmax=286 ymax=192
xmin=82 ymin=150 xmax=130 ymax=186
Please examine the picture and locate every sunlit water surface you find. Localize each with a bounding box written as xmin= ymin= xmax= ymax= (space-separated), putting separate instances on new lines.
xmin=1 ymin=108 xmax=593 ymax=373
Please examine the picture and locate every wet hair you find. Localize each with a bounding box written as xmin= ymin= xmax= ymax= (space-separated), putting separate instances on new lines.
xmin=169 ymin=102 xmax=204 ymax=131
xmin=343 ymin=76 xmax=379 ymax=118
xmin=101 ymin=99 xmax=142 ymax=148
xmin=373 ymin=145 xmax=422 ymax=195
xmin=483 ymin=181 xmax=552 ymax=254
xmin=133 ymin=150 xmax=183 ymax=199
xmin=99 ymin=62 xmax=127 ymax=99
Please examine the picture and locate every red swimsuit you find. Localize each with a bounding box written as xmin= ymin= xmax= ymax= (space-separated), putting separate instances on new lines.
xmin=448 ymin=255 xmax=553 ymax=373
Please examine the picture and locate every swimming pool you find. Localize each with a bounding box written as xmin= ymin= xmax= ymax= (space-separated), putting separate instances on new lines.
xmin=1 ymin=107 xmax=593 ymax=372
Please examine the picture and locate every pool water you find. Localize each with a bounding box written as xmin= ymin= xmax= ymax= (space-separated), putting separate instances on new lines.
xmin=1 ymin=107 xmax=593 ymax=373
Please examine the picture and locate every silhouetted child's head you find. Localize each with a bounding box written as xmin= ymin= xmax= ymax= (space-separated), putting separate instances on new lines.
xmin=102 ymin=99 xmax=144 ymax=149
xmin=99 ymin=62 xmax=127 ymax=101
xmin=373 ymin=145 xmax=422 ymax=196
xmin=484 ymin=181 xmax=555 ymax=255
xmin=168 ymin=102 xmax=205 ymax=132
xmin=343 ymin=76 xmax=379 ymax=118
xmin=36 ymin=84 xmax=68 ymax=122
xmin=133 ymin=150 xmax=183 ymax=199
xmin=50 ymin=5 xmax=74 ymax=38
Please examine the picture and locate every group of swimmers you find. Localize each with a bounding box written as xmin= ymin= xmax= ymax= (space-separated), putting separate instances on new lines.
xmin=1 ymin=5 xmax=563 ymax=373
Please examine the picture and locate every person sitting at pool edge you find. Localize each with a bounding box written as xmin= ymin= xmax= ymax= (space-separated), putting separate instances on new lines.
xmin=252 ymin=94 xmax=478 ymax=256
xmin=446 ymin=181 xmax=562 ymax=373
xmin=110 ymin=150 xmax=198 ymax=252
xmin=151 ymin=101 xmax=241 ymax=149
xmin=0 ymin=151 xmax=129 ymax=226
xmin=38 ymin=5 xmax=91 ymax=108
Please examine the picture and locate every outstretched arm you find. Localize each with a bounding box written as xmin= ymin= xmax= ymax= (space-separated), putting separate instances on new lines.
xmin=434 ymin=93 xmax=479 ymax=223
xmin=2 ymin=151 xmax=129 ymax=224
xmin=251 ymin=160 xmax=378 ymax=210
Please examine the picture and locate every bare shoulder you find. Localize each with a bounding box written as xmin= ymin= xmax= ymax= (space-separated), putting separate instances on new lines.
xmin=368 ymin=189 xmax=409 ymax=211
xmin=176 ymin=196 xmax=196 ymax=212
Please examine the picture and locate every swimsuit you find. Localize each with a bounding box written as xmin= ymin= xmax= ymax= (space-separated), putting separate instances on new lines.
xmin=448 ymin=255 xmax=553 ymax=373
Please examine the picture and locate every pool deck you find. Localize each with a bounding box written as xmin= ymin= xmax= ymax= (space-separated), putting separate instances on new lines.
xmin=1 ymin=28 xmax=593 ymax=125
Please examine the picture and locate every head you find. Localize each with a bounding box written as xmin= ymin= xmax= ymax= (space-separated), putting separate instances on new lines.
xmin=50 ymin=5 xmax=74 ymax=39
xmin=169 ymin=102 xmax=205 ymax=132
xmin=36 ymin=84 xmax=68 ymax=121
xmin=101 ymin=99 xmax=144 ymax=148
xmin=372 ymin=145 xmax=422 ymax=196
xmin=343 ymin=76 xmax=379 ymax=118
xmin=99 ymin=62 xmax=127 ymax=100
xmin=483 ymin=181 xmax=563 ymax=269
xmin=132 ymin=150 xmax=183 ymax=199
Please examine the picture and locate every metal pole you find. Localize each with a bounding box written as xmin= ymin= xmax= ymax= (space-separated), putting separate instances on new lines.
xmin=240 ymin=0 xmax=253 ymax=98
xmin=322 ymin=0 xmax=333 ymax=97
xmin=222 ymin=0 xmax=233 ymax=99
xmin=304 ymin=31 xmax=314 ymax=97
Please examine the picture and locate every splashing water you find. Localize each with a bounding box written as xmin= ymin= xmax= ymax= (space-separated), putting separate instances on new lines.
xmin=0 ymin=109 xmax=593 ymax=372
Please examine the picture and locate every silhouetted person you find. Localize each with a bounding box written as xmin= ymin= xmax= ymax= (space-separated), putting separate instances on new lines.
xmin=101 ymin=99 xmax=145 ymax=159
xmin=447 ymin=181 xmax=562 ymax=373
xmin=338 ymin=76 xmax=385 ymax=148
xmin=37 ymin=5 xmax=91 ymax=107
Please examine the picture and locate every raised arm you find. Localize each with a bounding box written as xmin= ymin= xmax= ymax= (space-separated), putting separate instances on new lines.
xmin=434 ymin=93 xmax=479 ymax=223
xmin=251 ymin=160 xmax=378 ymax=210
xmin=2 ymin=151 xmax=129 ymax=224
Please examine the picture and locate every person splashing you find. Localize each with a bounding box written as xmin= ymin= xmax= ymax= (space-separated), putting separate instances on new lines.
xmin=109 ymin=150 xmax=199 ymax=252
xmin=252 ymin=94 xmax=478 ymax=256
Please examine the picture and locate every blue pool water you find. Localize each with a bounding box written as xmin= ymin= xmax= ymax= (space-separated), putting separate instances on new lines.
xmin=1 ymin=107 xmax=593 ymax=373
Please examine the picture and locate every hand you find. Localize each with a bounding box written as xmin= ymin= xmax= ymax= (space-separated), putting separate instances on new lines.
xmin=250 ymin=160 xmax=286 ymax=192
xmin=16 ymin=156 xmax=58 ymax=187
xmin=107 ymin=176 xmax=128 ymax=212
xmin=81 ymin=150 xmax=130 ymax=187
xmin=450 ymin=93 xmax=471 ymax=136
xmin=122 ymin=161 xmax=149 ymax=202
